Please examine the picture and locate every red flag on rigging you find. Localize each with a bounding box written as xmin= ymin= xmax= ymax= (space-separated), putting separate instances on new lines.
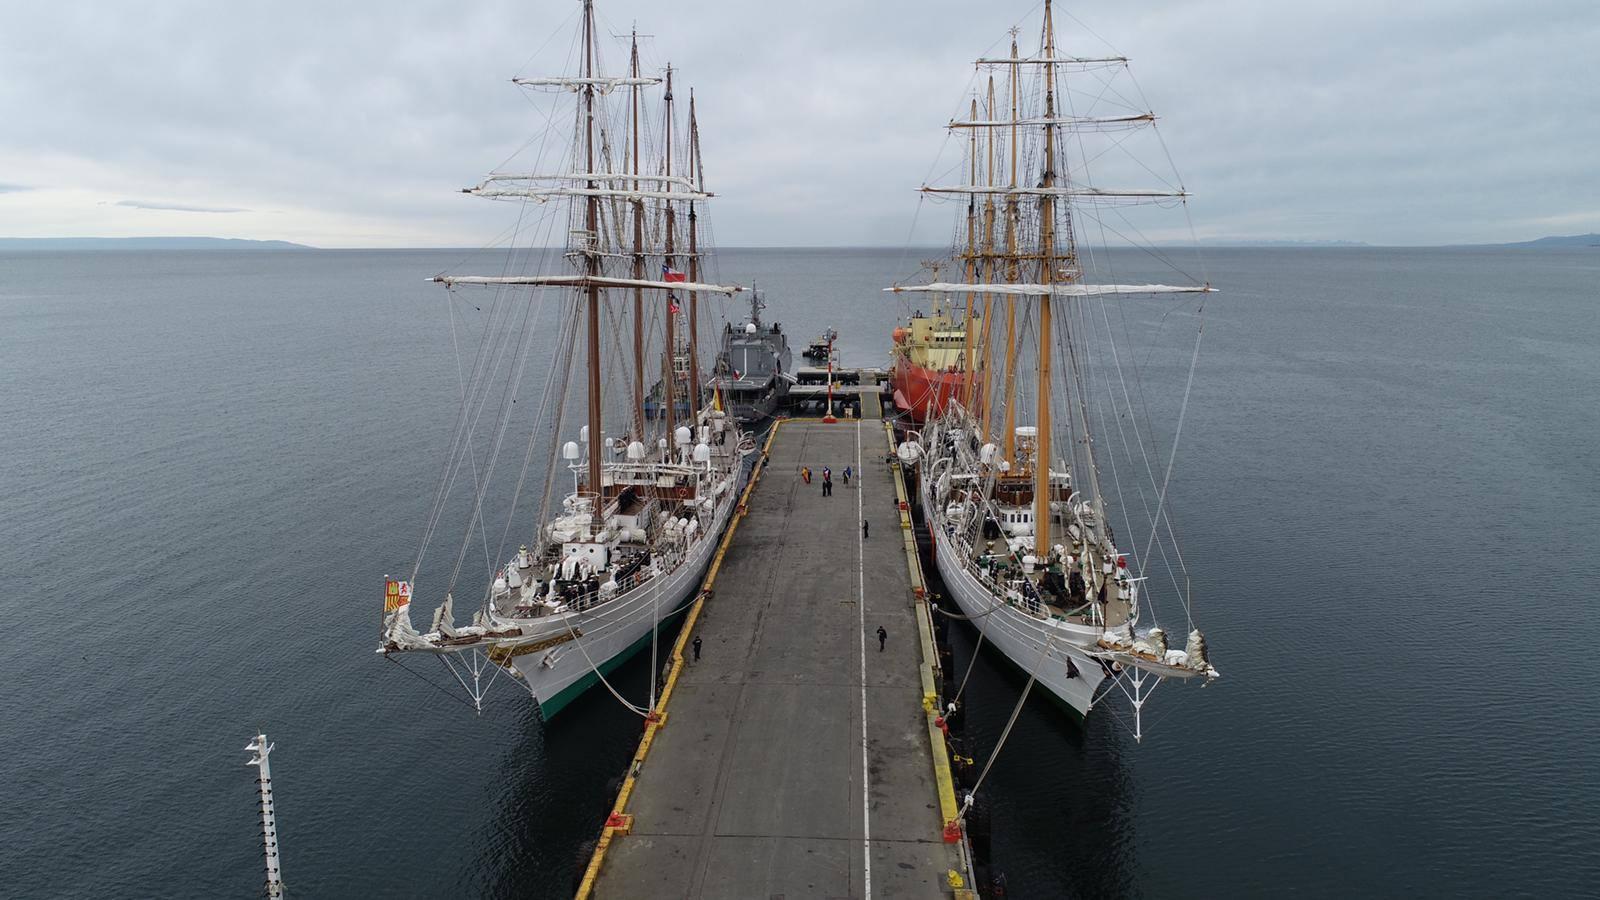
xmin=662 ymin=264 xmax=688 ymax=283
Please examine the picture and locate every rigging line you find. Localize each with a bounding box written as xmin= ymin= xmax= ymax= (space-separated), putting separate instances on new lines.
xmin=466 ymin=212 xmax=570 ymax=577
xmin=1085 ymin=223 xmax=1200 ymax=593
xmin=416 ymin=187 xmax=557 ymax=584
xmin=534 ymin=303 xmax=584 ymax=542
xmin=445 ymin=279 xmax=543 ymax=595
xmin=560 ymin=608 xmax=650 ymax=717
xmin=490 ymin=278 xmax=572 ymax=580
xmin=454 ymin=216 xmax=572 ymax=582
xmin=1097 ymin=291 xmax=1191 ymax=610
xmin=422 ymin=257 xmax=530 ymax=557
xmin=1140 ymin=321 xmax=1203 ymax=629
xmin=383 ymin=654 xmax=481 ymax=712
xmin=509 ymin=3 xmax=583 ymax=83
xmin=413 ymin=280 xmax=514 ymax=584
xmin=1063 ymin=79 xmax=1192 ymax=610
xmin=1075 ymin=190 xmax=1184 ymax=610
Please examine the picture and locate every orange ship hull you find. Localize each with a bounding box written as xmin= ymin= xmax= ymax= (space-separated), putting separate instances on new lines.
xmin=891 ymin=358 xmax=969 ymax=424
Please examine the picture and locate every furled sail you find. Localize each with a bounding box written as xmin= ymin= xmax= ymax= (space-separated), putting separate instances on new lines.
xmin=947 ymin=114 xmax=1154 ymax=129
xmin=429 ymin=274 xmax=744 ymax=294
xmin=466 ymin=187 xmax=714 ymax=202
xmin=884 ymin=282 xmax=1215 ymax=297
xmin=512 ymin=76 xmax=660 ymax=92
xmin=920 ymin=186 xmax=1186 ymax=199
xmin=478 ymin=172 xmax=699 ymax=188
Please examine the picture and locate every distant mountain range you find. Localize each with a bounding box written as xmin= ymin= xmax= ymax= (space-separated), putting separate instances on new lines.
xmin=1487 ymin=233 xmax=1600 ymax=248
xmin=0 ymin=237 xmax=313 ymax=250
xmin=1195 ymin=238 xmax=1370 ymax=247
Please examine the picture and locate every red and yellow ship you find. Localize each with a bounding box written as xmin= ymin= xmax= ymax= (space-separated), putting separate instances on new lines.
xmin=890 ymin=305 xmax=981 ymax=423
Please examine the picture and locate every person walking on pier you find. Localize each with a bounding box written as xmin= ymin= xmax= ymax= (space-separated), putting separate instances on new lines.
xmin=801 ymin=466 xmax=812 ymax=485
xmin=862 ymin=519 xmax=869 ymax=539
xmin=843 ymin=465 xmax=852 ymax=486
xmin=877 ymin=625 xmax=887 ymax=651
xmin=692 ymin=635 xmax=702 ymax=661
xmin=822 ymin=471 xmax=833 ymax=497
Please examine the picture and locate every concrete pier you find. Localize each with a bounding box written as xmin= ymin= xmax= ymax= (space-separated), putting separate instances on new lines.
xmin=582 ymin=418 xmax=969 ymax=898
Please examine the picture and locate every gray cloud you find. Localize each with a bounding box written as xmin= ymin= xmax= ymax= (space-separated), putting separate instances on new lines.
xmin=0 ymin=0 xmax=1596 ymax=246
xmin=113 ymin=200 xmax=249 ymax=213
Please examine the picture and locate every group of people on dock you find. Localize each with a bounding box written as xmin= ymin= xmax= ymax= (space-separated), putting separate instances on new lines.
xmin=799 ymin=464 xmax=852 ymax=497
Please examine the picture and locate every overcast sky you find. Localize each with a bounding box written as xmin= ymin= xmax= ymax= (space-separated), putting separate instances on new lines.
xmin=1 ymin=0 xmax=1595 ymax=247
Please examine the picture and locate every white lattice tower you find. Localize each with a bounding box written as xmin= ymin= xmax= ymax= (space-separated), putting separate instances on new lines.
xmin=245 ymin=733 xmax=285 ymax=898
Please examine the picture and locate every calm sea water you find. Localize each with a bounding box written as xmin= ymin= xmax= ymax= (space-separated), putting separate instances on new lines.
xmin=1 ymin=246 xmax=1596 ymax=897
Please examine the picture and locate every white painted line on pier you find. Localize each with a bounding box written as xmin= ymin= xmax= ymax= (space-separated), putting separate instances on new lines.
xmin=856 ymin=417 xmax=872 ymax=899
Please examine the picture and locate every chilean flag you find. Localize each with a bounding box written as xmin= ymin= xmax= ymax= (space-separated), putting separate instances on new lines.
xmin=662 ymin=264 xmax=687 ymax=284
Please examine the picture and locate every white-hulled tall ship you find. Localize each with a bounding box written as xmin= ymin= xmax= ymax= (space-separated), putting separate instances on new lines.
xmin=377 ymin=1 xmax=755 ymax=719
xmin=888 ymin=2 xmax=1220 ymax=739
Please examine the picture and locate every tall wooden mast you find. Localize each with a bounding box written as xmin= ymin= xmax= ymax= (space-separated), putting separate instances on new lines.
xmin=629 ymin=29 xmax=647 ymax=439
xmin=977 ymin=74 xmax=998 ymax=439
xmin=1000 ymin=31 xmax=1021 ymax=465
xmin=581 ymin=0 xmax=604 ymax=524
xmin=1033 ymin=1 xmax=1058 ymax=556
xmin=960 ymin=96 xmax=979 ymax=414
xmin=685 ymin=90 xmax=703 ymax=425
xmin=660 ymin=64 xmax=678 ymax=443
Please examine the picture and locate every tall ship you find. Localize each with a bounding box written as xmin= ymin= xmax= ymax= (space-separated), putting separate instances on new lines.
xmin=377 ymin=1 xmax=755 ymax=719
xmin=889 ymin=2 xmax=1220 ymax=738
xmin=708 ymin=289 xmax=793 ymax=423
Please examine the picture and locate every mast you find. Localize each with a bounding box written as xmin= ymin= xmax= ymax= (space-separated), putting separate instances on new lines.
xmin=582 ymin=0 xmax=604 ymax=523
xmin=661 ymin=64 xmax=678 ymax=443
xmin=1001 ymin=32 xmax=1021 ymax=465
xmin=977 ymin=74 xmax=998 ymax=438
xmin=629 ymin=30 xmax=647 ymax=439
xmin=960 ymin=96 xmax=979 ymax=414
xmin=1033 ymin=2 xmax=1057 ymax=557
xmin=686 ymin=90 xmax=703 ymax=425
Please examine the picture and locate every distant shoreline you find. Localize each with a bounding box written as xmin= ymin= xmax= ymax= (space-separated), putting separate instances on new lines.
xmin=0 ymin=237 xmax=313 ymax=251
xmin=3 ymin=234 xmax=1594 ymax=252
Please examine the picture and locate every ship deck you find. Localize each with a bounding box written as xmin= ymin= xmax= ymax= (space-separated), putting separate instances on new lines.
xmin=586 ymin=418 xmax=969 ymax=898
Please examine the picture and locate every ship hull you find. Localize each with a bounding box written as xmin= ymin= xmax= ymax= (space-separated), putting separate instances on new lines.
xmin=920 ymin=469 xmax=1107 ymax=717
xmin=892 ymin=359 xmax=968 ymax=424
xmin=507 ymin=455 xmax=749 ymax=718
xmin=722 ymin=377 xmax=788 ymax=423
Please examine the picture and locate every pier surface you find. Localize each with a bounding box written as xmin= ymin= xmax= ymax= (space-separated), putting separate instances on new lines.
xmin=590 ymin=418 xmax=965 ymax=898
